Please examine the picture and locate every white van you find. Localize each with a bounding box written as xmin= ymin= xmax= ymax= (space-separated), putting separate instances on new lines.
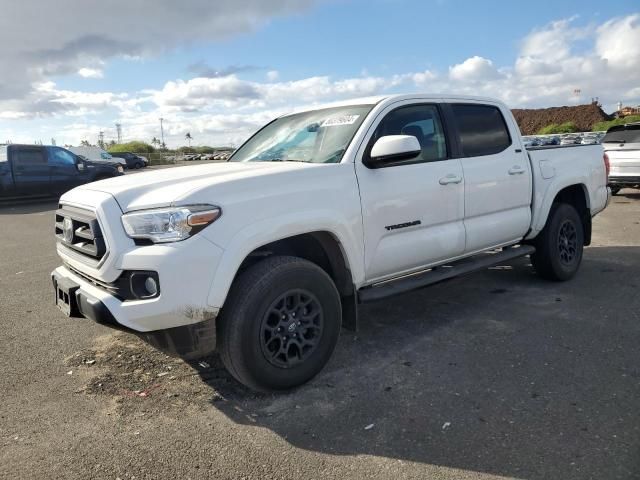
xmin=68 ymin=146 xmax=126 ymax=167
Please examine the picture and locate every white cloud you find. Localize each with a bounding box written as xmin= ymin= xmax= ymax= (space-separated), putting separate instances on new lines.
xmin=520 ymin=17 xmax=586 ymax=62
xmin=449 ymin=56 xmax=501 ymax=82
xmin=0 ymin=0 xmax=320 ymax=109
xmin=77 ymin=67 xmax=104 ymax=78
xmin=1 ymin=13 xmax=640 ymax=148
xmin=596 ymin=14 xmax=640 ymax=70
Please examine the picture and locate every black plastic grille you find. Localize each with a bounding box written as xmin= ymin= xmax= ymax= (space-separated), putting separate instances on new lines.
xmin=55 ymin=205 xmax=107 ymax=261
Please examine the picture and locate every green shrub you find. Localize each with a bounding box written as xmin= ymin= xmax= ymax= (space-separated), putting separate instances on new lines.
xmin=537 ymin=122 xmax=578 ymax=135
xmin=108 ymin=141 xmax=156 ymax=154
xmin=592 ymin=114 xmax=640 ymax=132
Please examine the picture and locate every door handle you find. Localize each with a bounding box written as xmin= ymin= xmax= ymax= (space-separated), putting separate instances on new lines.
xmin=508 ymin=166 xmax=526 ymax=175
xmin=439 ymin=174 xmax=463 ymax=185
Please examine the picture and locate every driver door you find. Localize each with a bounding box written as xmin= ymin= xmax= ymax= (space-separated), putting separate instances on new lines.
xmin=355 ymin=102 xmax=466 ymax=282
xmin=48 ymin=147 xmax=83 ymax=195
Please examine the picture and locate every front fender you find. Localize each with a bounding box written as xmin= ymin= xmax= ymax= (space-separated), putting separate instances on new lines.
xmin=205 ymin=210 xmax=364 ymax=309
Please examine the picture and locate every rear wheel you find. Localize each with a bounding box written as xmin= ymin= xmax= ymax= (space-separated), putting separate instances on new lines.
xmin=134 ymin=162 xmax=143 ymax=169
xmin=531 ymin=203 xmax=584 ymax=281
xmin=218 ymin=256 xmax=341 ymax=392
xmin=610 ymin=186 xmax=621 ymax=196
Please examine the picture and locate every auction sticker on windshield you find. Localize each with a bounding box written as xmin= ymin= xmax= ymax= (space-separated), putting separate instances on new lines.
xmin=321 ymin=114 xmax=360 ymax=127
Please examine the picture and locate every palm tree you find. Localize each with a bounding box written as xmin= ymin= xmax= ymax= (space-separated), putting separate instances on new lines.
xmin=185 ymin=132 xmax=192 ymax=147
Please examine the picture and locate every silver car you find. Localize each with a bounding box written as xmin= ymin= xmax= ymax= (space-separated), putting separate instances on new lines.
xmin=560 ymin=134 xmax=580 ymax=146
xmin=603 ymin=123 xmax=640 ymax=195
xmin=580 ymin=133 xmax=600 ymax=145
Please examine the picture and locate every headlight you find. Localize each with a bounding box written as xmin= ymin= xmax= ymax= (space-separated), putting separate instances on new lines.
xmin=121 ymin=205 xmax=221 ymax=243
xmin=117 ymin=165 xmax=124 ymax=173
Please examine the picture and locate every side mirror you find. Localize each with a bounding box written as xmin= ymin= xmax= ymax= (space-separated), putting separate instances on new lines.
xmin=366 ymin=135 xmax=421 ymax=168
xmin=76 ymin=157 xmax=85 ymax=171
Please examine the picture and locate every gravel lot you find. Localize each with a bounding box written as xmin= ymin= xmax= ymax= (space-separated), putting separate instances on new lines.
xmin=1 ymin=187 xmax=639 ymax=480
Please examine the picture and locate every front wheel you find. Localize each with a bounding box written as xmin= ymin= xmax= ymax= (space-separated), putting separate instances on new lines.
xmin=531 ymin=203 xmax=584 ymax=281
xmin=218 ymin=256 xmax=342 ymax=392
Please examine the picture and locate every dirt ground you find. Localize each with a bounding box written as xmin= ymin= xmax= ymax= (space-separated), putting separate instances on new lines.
xmin=1 ymin=190 xmax=639 ymax=480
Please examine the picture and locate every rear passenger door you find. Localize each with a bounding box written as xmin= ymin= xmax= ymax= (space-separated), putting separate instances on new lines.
xmin=448 ymin=103 xmax=532 ymax=253
xmin=10 ymin=146 xmax=50 ymax=196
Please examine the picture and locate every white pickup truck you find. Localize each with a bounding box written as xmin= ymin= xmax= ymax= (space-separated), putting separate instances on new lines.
xmin=52 ymin=94 xmax=610 ymax=391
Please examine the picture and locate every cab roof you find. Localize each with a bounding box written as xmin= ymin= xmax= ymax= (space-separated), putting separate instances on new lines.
xmin=284 ymin=93 xmax=506 ymax=116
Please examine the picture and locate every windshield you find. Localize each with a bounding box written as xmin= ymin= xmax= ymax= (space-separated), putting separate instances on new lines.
xmin=229 ymin=105 xmax=373 ymax=163
xmin=603 ymin=125 xmax=640 ymax=144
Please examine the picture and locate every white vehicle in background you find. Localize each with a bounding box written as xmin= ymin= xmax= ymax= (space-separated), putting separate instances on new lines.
xmin=603 ymin=122 xmax=640 ymax=195
xmin=68 ymin=146 xmax=126 ymax=167
xmin=560 ymin=135 xmax=580 ymax=146
xmin=51 ymin=93 xmax=610 ymax=392
xmin=580 ymin=133 xmax=600 ymax=145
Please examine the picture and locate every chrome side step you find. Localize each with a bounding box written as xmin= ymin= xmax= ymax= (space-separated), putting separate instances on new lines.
xmin=358 ymin=245 xmax=535 ymax=303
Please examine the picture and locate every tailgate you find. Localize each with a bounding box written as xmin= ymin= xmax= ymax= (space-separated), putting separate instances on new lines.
xmin=606 ymin=148 xmax=640 ymax=171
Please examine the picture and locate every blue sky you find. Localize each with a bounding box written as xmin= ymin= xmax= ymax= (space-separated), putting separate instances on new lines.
xmin=1 ymin=0 xmax=639 ymax=146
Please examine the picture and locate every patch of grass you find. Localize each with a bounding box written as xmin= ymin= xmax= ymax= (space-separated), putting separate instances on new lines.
xmin=593 ymin=114 xmax=640 ymax=132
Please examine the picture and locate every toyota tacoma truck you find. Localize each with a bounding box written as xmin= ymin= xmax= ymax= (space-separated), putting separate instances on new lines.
xmin=51 ymin=94 xmax=610 ymax=391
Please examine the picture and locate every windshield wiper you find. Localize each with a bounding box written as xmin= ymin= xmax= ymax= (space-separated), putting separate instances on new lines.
xmin=268 ymin=158 xmax=310 ymax=163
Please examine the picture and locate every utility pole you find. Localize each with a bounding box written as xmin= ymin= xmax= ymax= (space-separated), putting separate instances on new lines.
xmin=159 ymin=118 xmax=165 ymax=149
xmin=115 ymin=123 xmax=122 ymax=144
xmin=98 ymin=131 xmax=104 ymax=149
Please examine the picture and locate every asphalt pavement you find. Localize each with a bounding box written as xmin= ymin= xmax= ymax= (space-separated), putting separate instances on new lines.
xmin=1 ymin=189 xmax=638 ymax=480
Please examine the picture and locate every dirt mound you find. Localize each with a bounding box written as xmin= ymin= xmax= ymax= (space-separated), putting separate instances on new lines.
xmin=511 ymin=103 xmax=612 ymax=135
xmin=64 ymin=333 xmax=256 ymax=416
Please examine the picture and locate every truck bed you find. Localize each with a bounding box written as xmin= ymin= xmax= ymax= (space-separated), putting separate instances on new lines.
xmin=525 ymin=144 xmax=608 ymax=240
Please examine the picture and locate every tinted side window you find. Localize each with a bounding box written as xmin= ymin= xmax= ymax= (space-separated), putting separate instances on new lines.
xmin=451 ymin=104 xmax=511 ymax=157
xmin=48 ymin=147 xmax=77 ymax=166
xmin=13 ymin=147 xmax=46 ymax=165
xmin=372 ymin=104 xmax=448 ymax=162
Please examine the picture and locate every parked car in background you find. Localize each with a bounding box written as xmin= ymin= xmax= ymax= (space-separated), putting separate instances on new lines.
xmin=522 ymin=136 xmax=540 ymax=148
xmin=603 ymin=122 xmax=640 ymax=195
xmin=580 ymin=133 xmax=600 ymax=145
xmin=539 ymin=136 xmax=560 ymax=146
xmin=560 ymin=135 xmax=581 ymax=146
xmin=0 ymin=144 xmax=123 ymax=199
xmin=51 ymin=93 xmax=610 ymax=391
xmin=68 ymin=146 xmax=126 ymax=168
xmin=110 ymin=152 xmax=149 ymax=169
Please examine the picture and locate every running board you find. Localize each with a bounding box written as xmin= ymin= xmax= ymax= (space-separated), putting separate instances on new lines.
xmin=358 ymin=245 xmax=536 ymax=303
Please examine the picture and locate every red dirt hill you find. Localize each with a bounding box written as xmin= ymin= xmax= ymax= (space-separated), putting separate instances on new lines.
xmin=511 ymin=103 xmax=612 ymax=135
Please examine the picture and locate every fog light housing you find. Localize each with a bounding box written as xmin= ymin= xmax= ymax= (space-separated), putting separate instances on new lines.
xmin=144 ymin=276 xmax=158 ymax=296
xmin=129 ymin=272 xmax=160 ymax=299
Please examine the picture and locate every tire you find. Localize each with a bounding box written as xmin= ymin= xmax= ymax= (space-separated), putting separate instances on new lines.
xmin=531 ymin=203 xmax=584 ymax=281
xmin=218 ymin=255 xmax=342 ymax=392
xmin=610 ymin=186 xmax=621 ymax=196
xmin=135 ymin=162 xmax=143 ymax=169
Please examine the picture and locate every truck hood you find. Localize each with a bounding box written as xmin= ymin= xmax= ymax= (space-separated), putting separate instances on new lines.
xmin=74 ymin=161 xmax=316 ymax=211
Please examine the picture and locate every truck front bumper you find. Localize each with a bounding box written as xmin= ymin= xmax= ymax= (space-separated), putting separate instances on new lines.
xmin=52 ymin=265 xmax=218 ymax=359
